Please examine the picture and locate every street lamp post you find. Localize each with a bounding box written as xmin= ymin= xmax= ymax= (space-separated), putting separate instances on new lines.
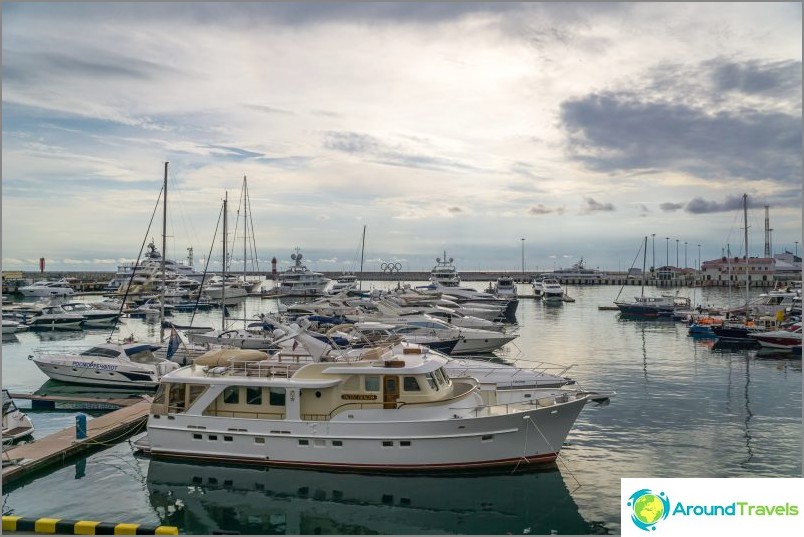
xmin=698 ymin=244 xmax=701 ymax=270
xmin=684 ymin=241 xmax=688 ymax=268
xmin=796 ymin=241 xmax=799 ymax=258
xmin=665 ymin=237 xmax=670 ymax=268
xmin=521 ymin=238 xmax=525 ymax=283
xmin=676 ymin=239 xmax=679 ymax=268
xmin=651 ymin=233 xmax=656 ymax=270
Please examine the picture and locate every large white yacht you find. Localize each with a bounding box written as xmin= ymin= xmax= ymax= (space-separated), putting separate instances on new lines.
xmin=134 ymin=344 xmax=601 ymax=472
xmin=108 ymin=240 xmax=207 ymax=294
xmin=429 ymin=252 xmax=461 ymax=286
xmin=18 ymin=279 xmax=75 ymax=298
xmin=271 ymin=249 xmax=329 ymax=297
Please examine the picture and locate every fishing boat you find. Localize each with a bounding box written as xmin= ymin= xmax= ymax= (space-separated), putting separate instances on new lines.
xmin=134 ymin=344 xmax=604 ymax=472
xmin=2 ymin=389 xmax=35 ymax=443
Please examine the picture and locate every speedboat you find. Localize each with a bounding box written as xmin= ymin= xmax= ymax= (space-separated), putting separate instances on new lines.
xmin=490 ymin=276 xmax=517 ymax=298
xmin=29 ymin=341 xmax=180 ymax=388
xmin=2 ymin=389 xmax=35 ymax=443
xmin=18 ymin=279 xmax=75 ymax=298
xmin=750 ymin=322 xmax=802 ymax=351
xmin=51 ymin=301 xmax=121 ymax=326
xmin=328 ymin=273 xmax=359 ymax=295
xmin=26 ymin=305 xmax=85 ymax=330
xmin=531 ymin=278 xmax=544 ymax=299
xmin=134 ymin=344 xmax=605 ymax=472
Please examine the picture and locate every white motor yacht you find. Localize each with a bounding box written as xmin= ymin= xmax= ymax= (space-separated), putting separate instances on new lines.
xmin=271 ymin=248 xmax=329 ymax=297
xmin=541 ymin=279 xmax=565 ymax=303
xmin=29 ymin=341 xmax=180 ymax=388
xmin=18 ymin=279 xmax=75 ymax=298
xmin=134 ymin=344 xmax=603 ymax=472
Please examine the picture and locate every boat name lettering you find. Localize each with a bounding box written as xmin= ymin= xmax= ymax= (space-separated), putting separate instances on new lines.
xmin=341 ymin=394 xmax=378 ymax=401
xmin=73 ymin=360 xmax=118 ymax=371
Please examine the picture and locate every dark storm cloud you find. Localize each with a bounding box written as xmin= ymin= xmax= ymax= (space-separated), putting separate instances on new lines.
xmin=709 ymin=58 xmax=802 ymax=97
xmin=322 ymin=131 xmax=482 ymax=173
xmin=660 ymin=202 xmax=684 ymax=212
xmin=685 ymin=195 xmax=757 ymax=214
xmin=582 ymin=197 xmax=615 ymax=213
xmin=561 ymin=92 xmax=801 ymax=183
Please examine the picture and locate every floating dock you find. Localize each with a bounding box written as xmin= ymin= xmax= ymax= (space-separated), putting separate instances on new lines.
xmin=9 ymin=392 xmax=146 ymax=411
xmin=2 ymin=398 xmax=151 ymax=487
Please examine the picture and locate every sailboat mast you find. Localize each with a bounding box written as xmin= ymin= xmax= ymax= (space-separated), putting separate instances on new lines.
xmin=159 ymin=162 xmax=168 ymax=342
xmin=743 ymin=193 xmax=749 ymax=321
xmin=222 ymin=192 xmax=228 ymax=331
xmin=641 ymin=236 xmax=647 ymax=297
xmin=359 ymin=225 xmax=366 ymax=291
xmin=243 ymin=176 xmax=247 ymax=328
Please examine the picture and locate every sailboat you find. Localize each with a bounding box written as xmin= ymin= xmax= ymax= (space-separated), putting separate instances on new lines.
xmin=712 ymin=194 xmax=764 ymax=346
xmin=614 ymin=237 xmax=677 ymax=317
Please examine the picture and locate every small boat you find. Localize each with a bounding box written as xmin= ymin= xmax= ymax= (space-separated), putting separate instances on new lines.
xmin=18 ymin=279 xmax=75 ymax=298
xmin=2 ymin=319 xmax=23 ymax=334
xmin=49 ymin=301 xmax=121 ymax=326
xmin=531 ymin=278 xmax=544 ymax=299
xmin=750 ymin=322 xmax=802 ymax=351
xmin=2 ymin=389 xmax=35 ymax=443
xmin=135 ymin=344 xmax=604 ymax=472
xmin=328 ymin=273 xmax=359 ymax=295
xmin=29 ymin=341 xmax=180 ymax=388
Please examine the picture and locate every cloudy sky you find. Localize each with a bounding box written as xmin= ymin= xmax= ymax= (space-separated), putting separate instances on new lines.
xmin=2 ymin=2 xmax=801 ymax=274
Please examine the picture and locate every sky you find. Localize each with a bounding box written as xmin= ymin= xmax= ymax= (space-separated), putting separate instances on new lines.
xmin=2 ymin=2 xmax=802 ymax=274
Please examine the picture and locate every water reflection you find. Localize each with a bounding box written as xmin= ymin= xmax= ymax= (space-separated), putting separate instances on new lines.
xmin=145 ymin=458 xmax=596 ymax=535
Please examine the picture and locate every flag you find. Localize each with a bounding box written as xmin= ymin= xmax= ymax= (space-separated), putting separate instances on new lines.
xmin=224 ymin=306 xmax=231 ymax=318
xmin=292 ymin=340 xmax=299 ymax=351
xmin=166 ymin=327 xmax=181 ymax=360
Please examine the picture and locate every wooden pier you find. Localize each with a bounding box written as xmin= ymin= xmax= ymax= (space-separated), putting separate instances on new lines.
xmin=2 ymin=398 xmax=151 ymax=487
xmin=9 ymin=392 xmax=147 ymax=411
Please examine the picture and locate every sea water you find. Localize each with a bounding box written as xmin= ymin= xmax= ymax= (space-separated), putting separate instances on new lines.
xmin=1 ymin=283 xmax=801 ymax=535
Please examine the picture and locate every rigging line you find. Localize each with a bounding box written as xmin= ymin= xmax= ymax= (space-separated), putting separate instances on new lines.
xmin=107 ymin=184 xmax=164 ymax=342
xmin=189 ymin=203 xmax=225 ymax=328
xmin=614 ymin=237 xmax=645 ymax=303
xmin=245 ymin=178 xmax=260 ymax=272
xmin=525 ymin=415 xmax=582 ymax=489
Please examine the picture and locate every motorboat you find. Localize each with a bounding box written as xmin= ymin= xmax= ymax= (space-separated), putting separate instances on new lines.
xmin=750 ymin=322 xmax=802 ymax=351
xmin=489 ymin=276 xmax=517 ymax=298
xmin=18 ymin=279 xmax=75 ymax=298
xmin=108 ymin=240 xmax=207 ymax=293
xmin=2 ymin=389 xmax=35 ymax=444
xmin=531 ymin=278 xmax=544 ymax=299
xmin=203 ymin=275 xmax=249 ymax=304
xmin=429 ymin=252 xmax=461 ymax=286
xmin=26 ymin=305 xmax=85 ymax=330
xmin=748 ymin=288 xmax=800 ymax=318
xmin=541 ymin=279 xmax=565 ymax=303
xmin=29 ymin=341 xmax=180 ymax=388
xmin=2 ymin=319 xmax=24 ymax=334
xmin=270 ymin=249 xmax=329 ymax=297
xmin=134 ymin=344 xmax=605 ymax=472
xmin=615 ymin=295 xmax=676 ymax=317
xmin=52 ymin=301 xmax=121 ymax=326
xmin=551 ymin=258 xmax=604 ymax=281
xmin=328 ymin=273 xmax=359 ymax=295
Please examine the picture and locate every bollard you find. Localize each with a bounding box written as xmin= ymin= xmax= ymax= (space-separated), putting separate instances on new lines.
xmin=75 ymin=414 xmax=87 ymax=440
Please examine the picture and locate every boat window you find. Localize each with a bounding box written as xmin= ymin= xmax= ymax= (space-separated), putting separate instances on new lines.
xmin=246 ymin=387 xmax=262 ymax=406
xmin=439 ymin=368 xmax=451 ymax=382
xmin=364 ymin=376 xmax=380 ymax=392
xmin=269 ymin=388 xmax=286 ymax=407
xmin=186 ymin=385 xmax=207 ymax=408
xmin=433 ymin=368 xmax=446 ymax=385
xmin=80 ymin=347 xmax=120 ymax=358
xmin=168 ymin=384 xmax=186 ymax=413
xmin=129 ymin=351 xmax=160 ymax=364
xmin=425 ymin=373 xmax=438 ymax=391
xmin=223 ymin=386 xmax=239 ymax=405
xmin=403 ymin=376 xmax=421 ymax=391
xmin=153 ymin=384 xmax=168 ymax=406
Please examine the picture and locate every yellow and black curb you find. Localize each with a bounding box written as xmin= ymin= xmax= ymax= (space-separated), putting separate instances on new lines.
xmin=1 ymin=516 xmax=178 ymax=535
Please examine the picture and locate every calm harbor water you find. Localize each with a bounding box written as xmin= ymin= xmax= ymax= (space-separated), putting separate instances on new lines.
xmin=2 ymin=282 xmax=801 ymax=535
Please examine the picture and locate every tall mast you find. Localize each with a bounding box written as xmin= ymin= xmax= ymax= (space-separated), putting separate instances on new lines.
xmin=222 ymin=191 xmax=228 ymax=331
xmin=641 ymin=236 xmax=647 ymax=297
xmin=743 ymin=193 xmax=749 ymax=320
xmin=159 ymin=162 xmax=168 ymax=342
xmin=242 ymin=176 xmax=247 ymax=328
xmin=359 ymin=225 xmax=366 ymax=291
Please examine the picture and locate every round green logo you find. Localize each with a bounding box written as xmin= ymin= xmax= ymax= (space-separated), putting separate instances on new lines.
xmin=627 ymin=489 xmax=670 ymax=531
